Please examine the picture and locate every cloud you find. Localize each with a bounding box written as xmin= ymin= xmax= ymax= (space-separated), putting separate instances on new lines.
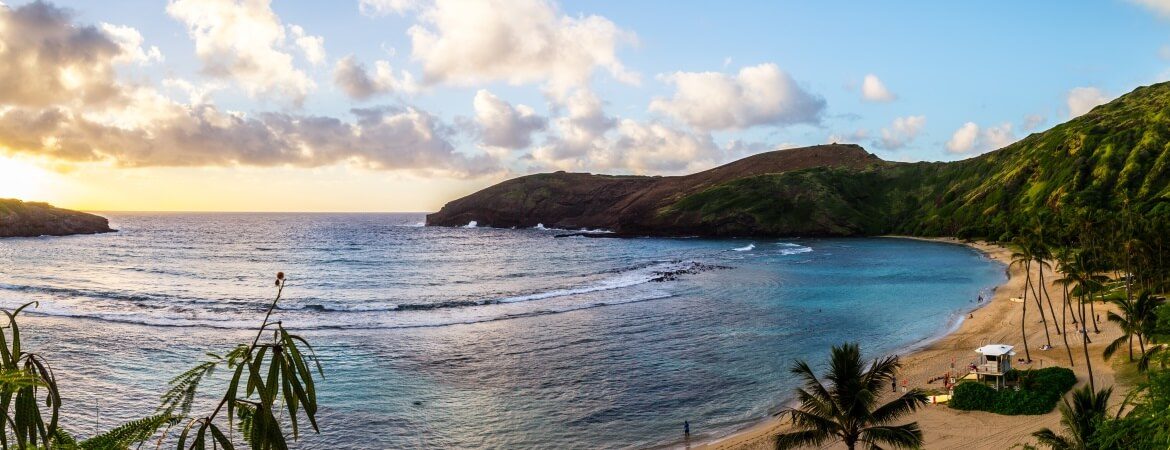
xmin=877 ymin=115 xmax=925 ymax=150
xmin=288 ymin=24 xmax=325 ymax=65
xmin=166 ymin=0 xmax=317 ymax=104
xmin=1066 ymin=86 xmax=1111 ymax=118
xmin=0 ymin=94 xmax=493 ymax=175
xmin=333 ymin=55 xmax=417 ymax=100
xmin=530 ymin=88 xmax=723 ymax=174
xmin=533 ymin=89 xmax=615 ymax=165
xmin=946 ymin=121 xmax=1016 ymax=155
xmin=100 ymin=23 xmax=163 ymax=65
xmin=0 ymin=2 xmax=125 ymax=108
xmin=359 ymin=0 xmax=421 ymax=16
xmin=861 ymin=74 xmax=896 ymax=102
xmin=827 ymin=129 xmax=869 ymax=145
xmin=473 ymin=90 xmax=546 ymax=149
xmin=1022 ymin=114 xmax=1046 ymax=131
xmin=406 ymin=0 xmax=639 ymax=99
xmin=607 ymin=120 xmax=720 ymax=173
xmin=649 ymin=63 xmax=825 ymax=131
xmin=946 ymin=122 xmax=980 ymax=154
xmin=0 ymin=1 xmax=494 ymax=177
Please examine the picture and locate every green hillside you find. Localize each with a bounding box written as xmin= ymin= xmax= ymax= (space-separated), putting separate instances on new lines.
xmin=663 ymin=81 xmax=1170 ymax=239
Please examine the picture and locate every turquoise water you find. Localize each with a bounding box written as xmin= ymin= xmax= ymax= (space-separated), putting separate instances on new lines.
xmin=0 ymin=213 xmax=1005 ymax=448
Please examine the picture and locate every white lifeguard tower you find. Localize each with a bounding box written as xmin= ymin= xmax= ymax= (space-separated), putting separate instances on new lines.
xmin=973 ymin=344 xmax=1015 ymax=389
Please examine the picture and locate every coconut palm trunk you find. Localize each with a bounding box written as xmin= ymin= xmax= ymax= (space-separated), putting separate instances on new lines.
xmin=1039 ymin=260 xmax=1061 ymax=335
xmin=1079 ymin=286 xmax=1095 ymax=391
xmin=1059 ymin=280 xmax=1074 ymax=366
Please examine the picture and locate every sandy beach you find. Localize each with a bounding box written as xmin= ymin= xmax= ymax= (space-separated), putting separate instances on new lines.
xmin=694 ymin=237 xmax=1127 ymax=450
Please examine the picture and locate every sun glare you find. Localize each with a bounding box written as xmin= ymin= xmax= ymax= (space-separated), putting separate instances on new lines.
xmin=0 ymin=157 xmax=50 ymax=201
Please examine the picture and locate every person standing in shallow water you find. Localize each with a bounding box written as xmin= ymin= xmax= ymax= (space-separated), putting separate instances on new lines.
xmin=684 ymin=421 xmax=690 ymax=439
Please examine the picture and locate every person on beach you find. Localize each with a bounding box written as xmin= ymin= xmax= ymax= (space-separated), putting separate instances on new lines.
xmin=684 ymin=421 xmax=690 ymax=438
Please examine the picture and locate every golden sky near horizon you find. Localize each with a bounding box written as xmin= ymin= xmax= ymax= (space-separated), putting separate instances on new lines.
xmin=0 ymin=155 xmax=496 ymax=212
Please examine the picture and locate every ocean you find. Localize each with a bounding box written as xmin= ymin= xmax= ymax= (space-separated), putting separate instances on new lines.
xmin=0 ymin=213 xmax=1005 ymax=448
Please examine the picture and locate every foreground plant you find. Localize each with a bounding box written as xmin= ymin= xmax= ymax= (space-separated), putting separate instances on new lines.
xmin=1031 ymin=385 xmax=1112 ymax=450
xmin=0 ymin=271 xmax=322 ymax=449
xmin=775 ymin=343 xmax=928 ymax=450
xmin=167 ymin=271 xmax=323 ymax=449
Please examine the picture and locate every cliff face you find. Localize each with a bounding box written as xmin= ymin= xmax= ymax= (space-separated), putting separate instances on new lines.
xmin=429 ymin=81 xmax=1170 ymax=238
xmin=0 ymin=199 xmax=113 ymax=238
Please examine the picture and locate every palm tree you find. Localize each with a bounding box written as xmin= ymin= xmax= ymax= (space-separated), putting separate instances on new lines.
xmin=1031 ymin=385 xmax=1112 ymax=450
xmin=1103 ymin=292 xmax=1165 ymax=363
xmin=1011 ymin=238 xmax=1039 ymax=361
xmin=1132 ymin=292 xmax=1164 ymax=355
xmin=1058 ymin=254 xmax=1096 ymax=391
xmin=1104 ymin=295 xmax=1140 ymax=362
xmin=1053 ymin=248 xmax=1075 ymax=367
xmin=775 ymin=343 xmax=928 ymax=450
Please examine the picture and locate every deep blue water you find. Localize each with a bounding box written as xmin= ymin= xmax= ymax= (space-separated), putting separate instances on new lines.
xmin=0 ymin=213 xmax=1005 ymax=448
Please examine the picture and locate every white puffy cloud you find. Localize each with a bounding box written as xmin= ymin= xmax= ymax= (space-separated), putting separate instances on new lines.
xmin=406 ymin=0 xmax=638 ymax=99
xmin=1066 ymin=86 xmax=1111 ymax=118
xmin=166 ymin=0 xmax=317 ymax=104
xmin=877 ymin=115 xmax=925 ymax=150
xmin=288 ymin=24 xmax=325 ymax=65
xmin=359 ymin=0 xmax=421 ymax=16
xmin=607 ymin=120 xmax=720 ymax=173
xmin=529 ymin=88 xmax=722 ymax=174
xmin=0 ymin=2 xmax=125 ymax=108
xmin=100 ymin=23 xmax=163 ymax=65
xmin=861 ymin=74 xmax=896 ymax=102
xmin=946 ymin=122 xmax=1017 ymax=155
xmin=473 ymin=90 xmax=546 ymax=149
xmin=649 ymin=63 xmax=825 ymax=131
xmin=333 ymin=55 xmax=417 ymax=100
xmin=946 ymin=122 xmax=980 ymax=154
xmin=0 ymin=1 xmax=494 ymax=177
xmin=982 ymin=123 xmax=1016 ymax=149
xmin=532 ymin=89 xmax=614 ymax=165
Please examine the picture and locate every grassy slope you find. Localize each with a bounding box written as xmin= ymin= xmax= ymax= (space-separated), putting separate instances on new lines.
xmin=664 ymin=81 xmax=1170 ymax=238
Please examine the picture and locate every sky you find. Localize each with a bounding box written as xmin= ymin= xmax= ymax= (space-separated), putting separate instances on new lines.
xmin=1 ymin=0 xmax=1169 ymax=212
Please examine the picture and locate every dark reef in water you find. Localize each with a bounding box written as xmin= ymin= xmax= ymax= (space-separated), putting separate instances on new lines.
xmin=0 ymin=199 xmax=114 ymax=238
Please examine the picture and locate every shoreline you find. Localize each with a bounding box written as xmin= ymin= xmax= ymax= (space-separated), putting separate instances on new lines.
xmin=689 ymin=236 xmax=1126 ymax=450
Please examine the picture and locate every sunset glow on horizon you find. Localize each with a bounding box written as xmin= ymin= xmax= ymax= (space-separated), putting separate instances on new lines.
xmin=1 ymin=0 xmax=1167 ymax=212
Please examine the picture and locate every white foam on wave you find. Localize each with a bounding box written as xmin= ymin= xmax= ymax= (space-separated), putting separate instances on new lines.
xmin=498 ymin=260 xmax=698 ymax=304
xmin=463 ymin=220 xmax=478 ymax=228
xmin=779 ymin=247 xmax=813 ymax=255
xmin=732 ymin=243 xmax=755 ymax=252
xmin=530 ymin=223 xmax=613 ymax=234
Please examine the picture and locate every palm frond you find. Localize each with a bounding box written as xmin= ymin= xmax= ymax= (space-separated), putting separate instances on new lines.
xmin=78 ymin=414 xmax=179 ymax=450
xmin=858 ymin=423 xmax=923 ymax=449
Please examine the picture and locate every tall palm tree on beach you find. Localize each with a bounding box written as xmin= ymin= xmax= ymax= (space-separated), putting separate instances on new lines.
xmin=1011 ymin=238 xmax=1040 ymax=361
xmin=1031 ymin=385 xmax=1112 ymax=450
xmin=1053 ymin=248 xmax=1076 ymax=367
xmin=1057 ymin=254 xmax=1096 ymax=391
xmin=775 ymin=343 xmax=928 ymax=450
xmin=1033 ymin=239 xmax=1062 ymax=336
